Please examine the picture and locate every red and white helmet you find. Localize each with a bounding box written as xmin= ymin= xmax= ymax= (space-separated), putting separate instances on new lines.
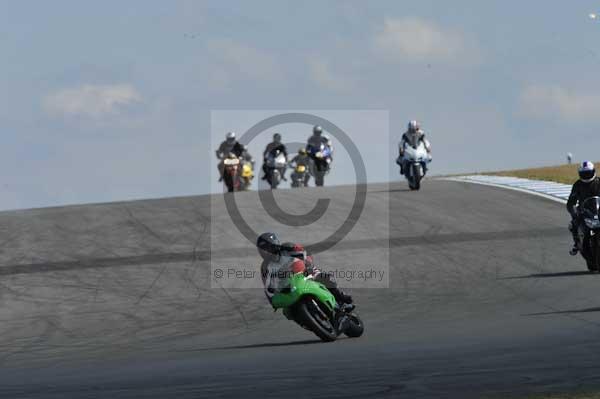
xmin=579 ymin=161 xmax=596 ymax=183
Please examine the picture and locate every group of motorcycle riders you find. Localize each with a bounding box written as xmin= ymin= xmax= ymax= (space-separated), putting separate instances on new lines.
xmin=216 ymin=125 xmax=334 ymax=190
xmin=216 ymin=120 xmax=599 ymax=335
xmin=216 ymin=120 xmax=433 ymax=191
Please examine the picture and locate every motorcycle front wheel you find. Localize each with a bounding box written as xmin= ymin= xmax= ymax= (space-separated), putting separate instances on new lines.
xmin=270 ymin=170 xmax=280 ymax=189
xmin=224 ymin=175 xmax=236 ymax=192
xmin=411 ymin=164 xmax=422 ymax=191
xmin=295 ymin=297 xmax=337 ymax=342
xmin=315 ymin=174 xmax=325 ymax=187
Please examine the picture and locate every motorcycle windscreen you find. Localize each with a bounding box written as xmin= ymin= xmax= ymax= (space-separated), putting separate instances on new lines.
xmin=403 ymin=143 xmax=427 ymax=161
xmin=266 ymin=151 xmax=287 ymax=168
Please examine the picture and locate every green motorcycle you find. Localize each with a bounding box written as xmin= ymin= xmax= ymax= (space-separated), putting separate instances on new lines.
xmin=271 ymin=272 xmax=364 ymax=342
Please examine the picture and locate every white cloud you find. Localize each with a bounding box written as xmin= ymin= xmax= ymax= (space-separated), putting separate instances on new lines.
xmin=520 ymin=85 xmax=600 ymax=122
xmin=43 ymin=84 xmax=142 ymax=118
xmin=373 ymin=17 xmax=467 ymax=62
xmin=206 ymin=38 xmax=283 ymax=88
xmin=308 ymin=59 xmax=354 ymax=92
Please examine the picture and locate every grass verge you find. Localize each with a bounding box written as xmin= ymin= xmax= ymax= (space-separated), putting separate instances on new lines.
xmin=480 ymin=163 xmax=593 ymax=185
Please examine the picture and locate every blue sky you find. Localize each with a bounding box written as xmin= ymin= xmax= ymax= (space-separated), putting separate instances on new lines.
xmin=2 ymin=0 xmax=600 ymax=210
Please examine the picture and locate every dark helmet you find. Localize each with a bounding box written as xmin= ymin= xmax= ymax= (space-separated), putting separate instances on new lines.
xmin=257 ymin=232 xmax=281 ymax=260
xmin=579 ymin=161 xmax=596 ymax=183
xmin=313 ymin=125 xmax=323 ymax=136
xmin=226 ymin=131 xmax=236 ymax=143
xmin=273 ymin=133 xmax=282 ymax=143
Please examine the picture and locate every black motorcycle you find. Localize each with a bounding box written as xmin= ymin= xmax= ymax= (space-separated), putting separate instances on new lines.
xmin=307 ymin=143 xmax=332 ymax=187
xmin=577 ymin=196 xmax=600 ymax=271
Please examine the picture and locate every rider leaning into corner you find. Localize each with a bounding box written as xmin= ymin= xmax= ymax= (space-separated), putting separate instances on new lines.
xmin=256 ymin=232 xmax=353 ymax=309
xmin=262 ymin=133 xmax=289 ymax=181
xmin=216 ymin=131 xmax=245 ymax=181
xmin=567 ymin=161 xmax=600 ymax=255
xmin=396 ymin=120 xmax=432 ymax=174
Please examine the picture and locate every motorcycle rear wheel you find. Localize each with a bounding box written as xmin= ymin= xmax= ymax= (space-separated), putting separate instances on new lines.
xmin=269 ymin=170 xmax=280 ymax=189
xmin=343 ymin=313 xmax=364 ymax=338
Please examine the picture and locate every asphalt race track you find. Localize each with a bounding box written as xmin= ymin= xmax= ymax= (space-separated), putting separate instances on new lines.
xmin=1 ymin=180 xmax=600 ymax=398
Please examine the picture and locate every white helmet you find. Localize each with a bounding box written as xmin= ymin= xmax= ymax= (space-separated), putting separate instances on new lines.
xmin=579 ymin=161 xmax=596 ymax=183
xmin=226 ymin=131 xmax=236 ymax=142
xmin=408 ymin=120 xmax=419 ymax=132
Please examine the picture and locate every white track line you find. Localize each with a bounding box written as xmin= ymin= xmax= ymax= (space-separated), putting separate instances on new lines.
xmin=444 ymin=175 xmax=571 ymax=204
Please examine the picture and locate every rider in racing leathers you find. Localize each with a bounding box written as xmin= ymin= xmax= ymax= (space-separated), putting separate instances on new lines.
xmin=567 ymin=161 xmax=600 ymax=255
xmin=288 ymin=147 xmax=312 ymax=186
xmin=216 ymin=132 xmax=245 ymax=181
xmin=397 ymin=120 xmax=431 ymax=174
xmin=262 ymin=133 xmax=288 ymax=181
xmin=257 ymin=233 xmax=353 ymax=307
xmin=307 ymin=125 xmax=333 ymax=158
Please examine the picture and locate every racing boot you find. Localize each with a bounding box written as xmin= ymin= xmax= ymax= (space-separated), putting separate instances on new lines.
xmin=340 ymin=292 xmax=353 ymax=305
xmin=329 ymin=287 xmax=353 ymax=305
xmin=570 ymin=245 xmax=579 ymax=256
xmin=569 ymin=220 xmax=579 ymax=256
xmin=340 ymin=302 xmax=355 ymax=313
xmin=261 ymin=164 xmax=268 ymax=180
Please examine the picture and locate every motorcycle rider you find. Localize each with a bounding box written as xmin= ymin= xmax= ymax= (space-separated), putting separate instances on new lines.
xmin=307 ymin=125 xmax=333 ymax=158
xmin=257 ymin=233 xmax=353 ymax=307
xmin=216 ymin=132 xmax=245 ymax=181
xmin=262 ymin=133 xmax=288 ymax=181
xmin=567 ymin=161 xmax=600 ymax=255
xmin=288 ymin=147 xmax=312 ymax=186
xmin=397 ymin=120 xmax=431 ymax=174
